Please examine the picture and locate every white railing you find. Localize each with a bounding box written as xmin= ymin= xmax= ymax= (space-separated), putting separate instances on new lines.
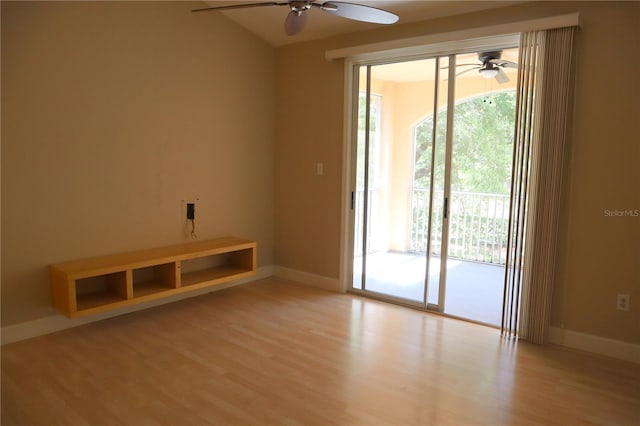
xmin=411 ymin=189 xmax=510 ymax=264
xmin=354 ymin=188 xmax=510 ymax=264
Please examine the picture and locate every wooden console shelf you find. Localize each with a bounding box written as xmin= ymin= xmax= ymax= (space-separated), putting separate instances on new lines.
xmin=49 ymin=237 xmax=256 ymax=318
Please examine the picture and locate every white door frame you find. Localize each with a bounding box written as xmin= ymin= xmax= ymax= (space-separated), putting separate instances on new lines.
xmin=338 ymin=34 xmax=521 ymax=303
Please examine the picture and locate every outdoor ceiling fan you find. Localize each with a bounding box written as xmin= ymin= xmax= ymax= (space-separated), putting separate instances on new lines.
xmin=457 ymin=51 xmax=518 ymax=84
xmin=192 ymin=1 xmax=399 ymax=36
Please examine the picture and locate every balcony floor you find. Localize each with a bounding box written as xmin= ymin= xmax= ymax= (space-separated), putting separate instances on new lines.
xmin=354 ymin=251 xmax=504 ymax=326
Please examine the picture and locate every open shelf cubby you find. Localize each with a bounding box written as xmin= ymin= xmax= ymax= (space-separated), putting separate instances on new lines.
xmin=132 ymin=263 xmax=178 ymax=298
xmin=75 ymin=271 xmax=129 ymax=312
xmin=180 ymin=247 xmax=254 ymax=288
xmin=50 ymin=237 xmax=256 ymax=318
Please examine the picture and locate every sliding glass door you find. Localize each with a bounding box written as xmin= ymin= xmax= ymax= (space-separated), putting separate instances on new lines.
xmin=350 ymin=47 xmax=518 ymax=326
xmin=351 ymin=57 xmax=448 ymax=309
xmin=443 ymin=52 xmax=518 ymax=325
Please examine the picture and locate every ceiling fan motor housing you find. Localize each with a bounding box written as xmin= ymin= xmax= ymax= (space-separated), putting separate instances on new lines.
xmin=478 ymin=51 xmax=502 ymax=64
xmin=290 ymin=1 xmax=312 ymax=13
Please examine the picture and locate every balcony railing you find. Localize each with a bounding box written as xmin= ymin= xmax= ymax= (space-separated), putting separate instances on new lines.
xmin=411 ymin=189 xmax=509 ymax=264
xmin=354 ymin=188 xmax=510 ymax=264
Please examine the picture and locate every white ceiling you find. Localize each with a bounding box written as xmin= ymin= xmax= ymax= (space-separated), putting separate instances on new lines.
xmin=195 ymin=1 xmax=525 ymax=46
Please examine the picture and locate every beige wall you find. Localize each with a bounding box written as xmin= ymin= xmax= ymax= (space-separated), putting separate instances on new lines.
xmin=275 ymin=41 xmax=344 ymax=276
xmin=1 ymin=1 xmax=276 ymax=325
xmin=275 ymin=2 xmax=639 ymax=344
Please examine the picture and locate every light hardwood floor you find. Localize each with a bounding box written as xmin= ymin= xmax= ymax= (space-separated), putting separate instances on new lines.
xmin=2 ymin=277 xmax=639 ymax=425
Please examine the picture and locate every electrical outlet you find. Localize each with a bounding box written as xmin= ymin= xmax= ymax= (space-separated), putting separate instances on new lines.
xmin=181 ymin=198 xmax=199 ymax=217
xmin=616 ymin=294 xmax=630 ymax=311
xmin=181 ymin=198 xmax=199 ymax=239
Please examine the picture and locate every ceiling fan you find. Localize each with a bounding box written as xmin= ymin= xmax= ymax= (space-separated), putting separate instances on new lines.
xmin=456 ymin=51 xmax=518 ymax=84
xmin=192 ymin=1 xmax=399 ymax=36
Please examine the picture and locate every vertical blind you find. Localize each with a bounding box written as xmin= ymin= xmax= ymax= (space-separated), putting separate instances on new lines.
xmin=502 ymin=26 xmax=577 ymax=343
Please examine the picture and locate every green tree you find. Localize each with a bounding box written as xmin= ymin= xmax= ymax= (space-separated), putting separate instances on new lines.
xmin=414 ymin=91 xmax=516 ymax=194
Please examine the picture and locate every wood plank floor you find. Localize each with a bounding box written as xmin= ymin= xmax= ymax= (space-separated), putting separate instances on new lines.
xmin=2 ymin=277 xmax=639 ymax=425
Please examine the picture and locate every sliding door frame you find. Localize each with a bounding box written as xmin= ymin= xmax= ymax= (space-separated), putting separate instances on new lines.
xmin=339 ymin=35 xmax=521 ymax=314
xmin=346 ymin=52 xmax=461 ymax=314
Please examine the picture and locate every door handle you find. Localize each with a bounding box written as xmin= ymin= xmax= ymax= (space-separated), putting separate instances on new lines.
xmin=444 ymin=197 xmax=449 ymax=219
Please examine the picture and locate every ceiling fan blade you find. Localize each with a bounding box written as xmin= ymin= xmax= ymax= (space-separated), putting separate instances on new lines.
xmin=192 ymin=2 xmax=285 ymax=13
xmin=442 ymin=63 xmax=480 ymax=69
xmin=488 ymin=59 xmax=518 ymax=69
xmin=456 ymin=67 xmax=481 ymax=77
xmin=495 ymin=68 xmax=510 ymax=84
xmin=321 ymin=1 xmax=398 ymax=24
xmin=284 ymin=10 xmax=308 ymax=36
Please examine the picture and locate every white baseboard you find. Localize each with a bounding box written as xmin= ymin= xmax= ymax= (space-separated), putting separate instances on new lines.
xmin=1 ymin=265 xmax=274 ymax=345
xmin=273 ymin=266 xmax=343 ymax=293
xmin=549 ymin=326 xmax=640 ymax=364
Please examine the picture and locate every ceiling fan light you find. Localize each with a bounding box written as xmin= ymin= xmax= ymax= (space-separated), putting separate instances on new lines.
xmin=479 ymin=68 xmax=499 ymax=79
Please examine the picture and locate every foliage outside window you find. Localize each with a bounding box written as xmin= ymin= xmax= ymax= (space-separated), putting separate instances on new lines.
xmin=414 ymin=91 xmax=516 ymax=195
